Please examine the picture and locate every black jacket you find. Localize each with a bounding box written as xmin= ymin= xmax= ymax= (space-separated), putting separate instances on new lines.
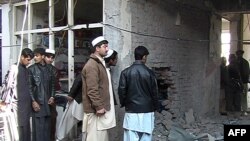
xmin=237 ymin=57 xmax=250 ymax=83
xmin=68 ymin=74 xmax=82 ymax=104
xmin=28 ymin=63 xmax=55 ymax=104
xmin=118 ymin=60 xmax=159 ymax=113
xmin=47 ymin=64 xmax=61 ymax=91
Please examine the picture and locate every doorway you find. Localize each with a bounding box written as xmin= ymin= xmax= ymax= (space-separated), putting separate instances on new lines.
xmin=221 ymin=18 xmax=230 ymax=65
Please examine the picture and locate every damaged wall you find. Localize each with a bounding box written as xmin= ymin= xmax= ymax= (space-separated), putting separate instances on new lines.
xmin=105 ymin=0 xmax=221 ymax=116
xmin=104 ymin=0 xmax=221 ymax=140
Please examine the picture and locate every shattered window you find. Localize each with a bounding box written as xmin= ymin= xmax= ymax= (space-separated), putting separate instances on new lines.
xmin=13 ymin=0 xmax=103 ymax=91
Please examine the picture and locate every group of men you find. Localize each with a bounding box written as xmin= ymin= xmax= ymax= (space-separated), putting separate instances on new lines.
xmin=1 ymin=35 xmax=160 ymax=141
xmin=0 ymin=47 xmax=58 ymax=141
xmin=81 ymin=36 xmax=160 ymax=141
xmin=220 ymin=50 xmax=250 ymax=117
xmin=9 ymin=35 xmax=250 ymax=141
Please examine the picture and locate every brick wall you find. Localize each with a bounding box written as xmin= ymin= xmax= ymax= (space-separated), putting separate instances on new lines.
xmin=105 ymin=0 xmax=221 ymax=140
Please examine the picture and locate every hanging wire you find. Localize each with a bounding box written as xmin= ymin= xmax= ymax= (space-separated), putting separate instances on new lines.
xmin=101 ymin=22 xmax=250 ymax=43
xmin=54 ymin=0 xmax=67 ymax=24
xmin=54 ymin=0 xmax=77 ymax=26
xmin=54 ymin=30 xmax=67 ymax=59
xmin=74 ymin=0 xmax=78 ymax=8
xmin=2 ymin=20 xmax=250 ymax=48
xmin=1 ymin=0 xmax=249 ymax=49
xmin=0 ymin=0 xmax=244 ymax=47
xmin=102 ymin=22 xmax=210 ymax=43
xmin=54 ymin=0 xmax=61 ymax=5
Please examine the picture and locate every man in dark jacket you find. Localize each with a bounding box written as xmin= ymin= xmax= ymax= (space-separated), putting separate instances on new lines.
xmin=17 ymin=48 xmax=34 ymax=141
xmin=28 ymin=47 xmax=55 ymax=141
xmin=226 ymin=54 xmax=242 ymax=116
xmin=1 ymin=48 xmax=34 ymax=141
xmin=118 ymin=46 xmax=159 ymax=141
xmin=67 ymin=74 xmax=82 ymax=104
xmin=236 ymin=50 xmax=250 ymax=116
xmin=44 ymin=49 xmax=58 ymax=141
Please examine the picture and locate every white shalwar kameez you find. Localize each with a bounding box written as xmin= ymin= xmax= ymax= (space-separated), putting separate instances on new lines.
xmin=82 ymin=57 xmax=116 ymax=141
xmin=123 ymin=112 xmax=154 ymax=141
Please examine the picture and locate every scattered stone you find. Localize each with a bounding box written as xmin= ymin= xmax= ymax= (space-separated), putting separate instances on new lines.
xmin=185 ymin=109 xmax=195 ymax=125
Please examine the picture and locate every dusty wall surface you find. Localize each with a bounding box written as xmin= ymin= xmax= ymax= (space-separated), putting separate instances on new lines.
xmin=104 ymin=0 xmax=221 ymax=140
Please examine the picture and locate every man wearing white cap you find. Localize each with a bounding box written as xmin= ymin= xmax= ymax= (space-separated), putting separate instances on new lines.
xmin=44 ymin=49 xmax=61 ymax=91
xmin=45 ymin=49 xmax=55 ymax=63
xmin=81 ymin=36 xmax=116 ymax=141
xmin=45 ymin=48 xmax=59 ymax=141
xmin=104 ymin=49 xmax=118 ymax=68
xmin=104 ymin=49 xmax=118 ymax=106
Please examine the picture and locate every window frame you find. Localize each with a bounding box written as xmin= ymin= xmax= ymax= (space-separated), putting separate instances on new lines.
xmin=13 ymin=0 xmax=103 ymax=89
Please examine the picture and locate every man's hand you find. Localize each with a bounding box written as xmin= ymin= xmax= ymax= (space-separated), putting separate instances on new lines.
xmin=48 ymin=97 xmax=55 ymax=105
xmin=32 ymin=101 xmax=40 ymax=112
xmin=66 ymin=96 xmax=74 ymax=103
xmin=96 ymin=108 xmax=106 ymax=116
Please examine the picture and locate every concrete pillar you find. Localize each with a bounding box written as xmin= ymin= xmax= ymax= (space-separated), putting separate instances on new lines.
xmin=1 ymin=4 xmax=12 ymax=82
xmin=67 ymin=0 xmax=74 ymax=90
xmin=242 ymin=14 xmax=250 ymax=62
xmin=230 ymin=16 xmax=242 ymax=54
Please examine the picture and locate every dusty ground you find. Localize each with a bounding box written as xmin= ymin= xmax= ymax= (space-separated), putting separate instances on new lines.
xmin=55 ymin=91 xmax=250 ymax=141
xmin=153 ymin=112 xmax=250 ymax=141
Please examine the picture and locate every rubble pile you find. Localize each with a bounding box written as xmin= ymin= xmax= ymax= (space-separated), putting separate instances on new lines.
xmin=153 ymin=108 xmax=225 ymax=141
